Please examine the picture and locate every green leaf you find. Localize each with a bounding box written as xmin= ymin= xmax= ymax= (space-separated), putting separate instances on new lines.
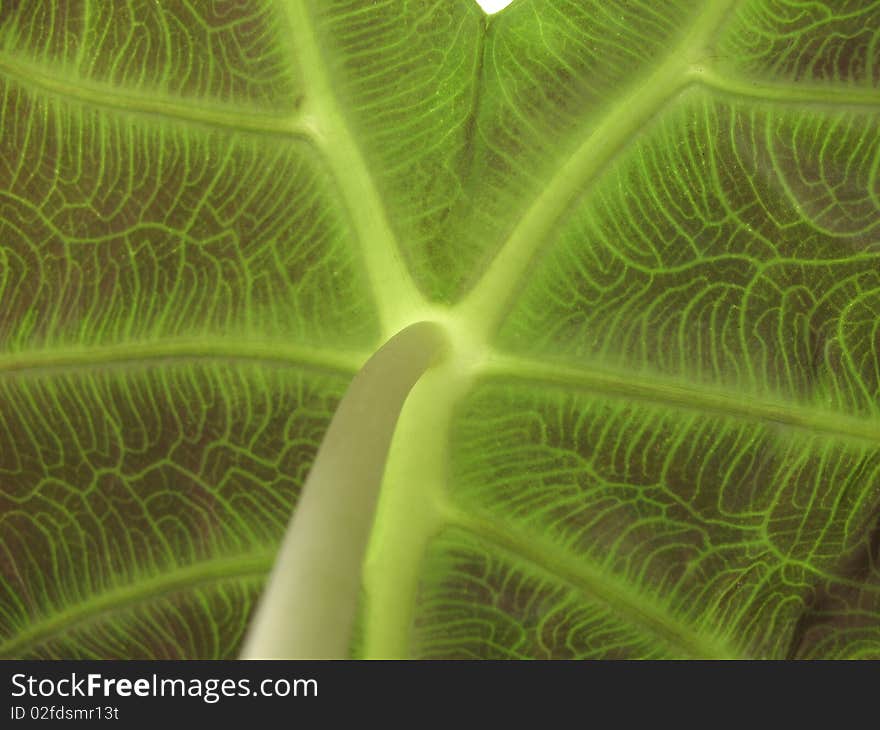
xmin=1 ymin=0 xmax=879 ymax=659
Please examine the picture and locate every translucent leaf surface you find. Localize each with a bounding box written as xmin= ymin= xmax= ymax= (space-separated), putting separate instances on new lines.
xmin=1 ymin=0 xmax=879 ymax=659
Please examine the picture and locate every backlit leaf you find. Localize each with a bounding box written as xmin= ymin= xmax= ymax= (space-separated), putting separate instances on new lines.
xmin=1 ymin=0 xmax=879 ymax=659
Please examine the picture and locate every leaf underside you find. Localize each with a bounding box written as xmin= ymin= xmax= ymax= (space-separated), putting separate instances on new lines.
xmin=1 ymin=0 xmax=879 ymax=659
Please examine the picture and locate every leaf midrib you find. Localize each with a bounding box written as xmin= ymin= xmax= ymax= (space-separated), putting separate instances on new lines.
xmin=457 ymin=0 xmax=741 ymax=339
xmin=278 ymin=0 xmax=426 ymax=335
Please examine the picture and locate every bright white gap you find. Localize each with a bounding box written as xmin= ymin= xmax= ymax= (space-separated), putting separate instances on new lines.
xmin=474 ymin=0 xmax=514 ymax=14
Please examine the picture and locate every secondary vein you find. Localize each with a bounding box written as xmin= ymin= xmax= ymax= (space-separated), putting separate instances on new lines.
xmin=485 ymin=354 xmax=880 ymax=446
xmin=0 ymin=339 xmax=365 ymax=378
xmin=446 ymin=508 xmax=740 ymax=659
xmin=693 ymin=67 xmax=880 ymax=110
xmin=0 ymin=552 xmax=273 ymax=658
xmin=0 ymin=53 xmax=303 ymax=137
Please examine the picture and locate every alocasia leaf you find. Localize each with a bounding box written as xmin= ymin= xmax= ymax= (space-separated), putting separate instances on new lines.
xmin=1 ymin=0 xmax=879 ymax=659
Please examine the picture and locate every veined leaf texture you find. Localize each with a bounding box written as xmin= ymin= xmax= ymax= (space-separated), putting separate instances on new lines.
xmin=1 ymin=0 xmax=879 ymax=659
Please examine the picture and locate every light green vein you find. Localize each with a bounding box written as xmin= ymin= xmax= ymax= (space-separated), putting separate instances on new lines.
xmin=279 ymin=1 xmax=426 ymax=338
xmin=458 ymin=0 xmax=738 ymax=342
xmin=0 ymin=552 xmax=273 ymax=658
xmin=445 ymin=509 xmax=740 ymax=659
xmin=693 ymin=67 xmax=880 ymax=109
xmin=0 ymin=53 xmax=303 ymax=136
xmin=0 ymin=338 xmax=365 ymax=378
xmin=485 ymin=354 xmax=880 ymax=445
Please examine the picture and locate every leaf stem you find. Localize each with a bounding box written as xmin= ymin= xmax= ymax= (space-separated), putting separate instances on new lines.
xmin=239 ymin=321 xmax=449 ymax=659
